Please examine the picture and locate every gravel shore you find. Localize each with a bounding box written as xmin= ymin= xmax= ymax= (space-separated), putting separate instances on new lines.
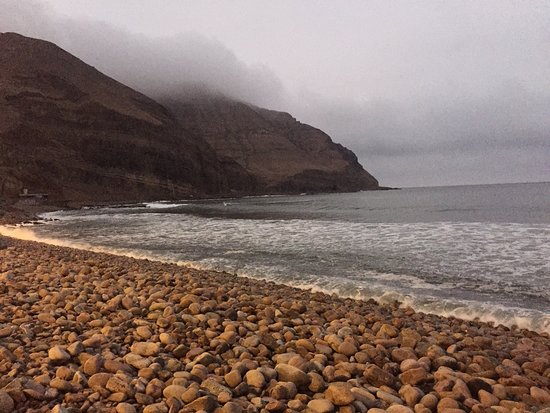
xmin=0 ymin=237 xmax=549 ymax=413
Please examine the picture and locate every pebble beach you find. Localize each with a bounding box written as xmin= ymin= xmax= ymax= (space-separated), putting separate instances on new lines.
xmin=0 ymin=237 xmax=549 ymax=413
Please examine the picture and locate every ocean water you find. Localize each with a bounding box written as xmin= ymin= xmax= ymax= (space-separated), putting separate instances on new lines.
xmin=2 ymin=182 xmax=549 ymax=333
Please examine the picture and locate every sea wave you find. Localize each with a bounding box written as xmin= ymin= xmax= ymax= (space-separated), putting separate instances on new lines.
xmin=3 ymin=223 xmax=547 ymax=334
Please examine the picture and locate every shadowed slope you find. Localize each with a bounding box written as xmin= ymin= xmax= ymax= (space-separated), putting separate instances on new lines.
xmin=0 ymin=32 xmax=231 ymax=201
xmin=165 ymin=95 xmax=379 ymax=193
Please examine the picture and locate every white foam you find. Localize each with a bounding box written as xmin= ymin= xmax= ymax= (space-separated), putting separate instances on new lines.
xmin=4 ymin=205 xmax=549 ymax=335
xmin=145 ymin=202 xmax=186 ymax=209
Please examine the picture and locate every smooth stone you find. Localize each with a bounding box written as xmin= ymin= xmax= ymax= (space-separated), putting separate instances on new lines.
xmin=48 ymin=346 xmax=71 ymax=363
xmin=195 ymin=352 xmax=217 ymax=366
xmin=269 ymin=382 xmax=297 ymax=399
xmin=221 ymin=401 xmax=243 ymax=413
xmin=531 ymin=387 xmax=550 ymax=404
xmin=143 ymin=403 xmax=168 ymax=413
xmin=478 ymin=390 xmax=500 ymax=407
xmin=377 ymin=390 xmax=403 ymax=405
xmin=224 ymin=370 xmax=242 ymax=388
xmin=245 ymin=369 xmax=266 ymax=389
xmin=338 ymin=341 xmax=358 ymax=357
xmin=186 ymin=395 xmax=218 ymax=411
xmin=308 ymin=399 xmax=335 ymax=413
xmin=130 ymin=342 xmax=160 ymax=357
xmin=163 ymin=385 xmax=187 ymax=400
xmin=88 ymin=373 xmax=113 ymax=392
xmin=275 ymin=364 xmax=310 ymax=388
xmin=116 ymin=403 xmax=137 ymax=413
xmin=387 ymin=406 xmax=414 ymax=413
xmin=325 ymin=382 xmax=355 ymax=406
xmin=399 ymin=385 xmax=424 ymax=407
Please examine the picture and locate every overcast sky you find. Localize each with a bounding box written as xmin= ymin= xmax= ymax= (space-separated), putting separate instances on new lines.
xmin=2 ymin=0 xmax=550 ymax=187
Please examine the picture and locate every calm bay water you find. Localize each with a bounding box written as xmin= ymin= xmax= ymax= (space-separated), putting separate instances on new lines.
xmin=4 ymin=182 xmax=550 ymax=333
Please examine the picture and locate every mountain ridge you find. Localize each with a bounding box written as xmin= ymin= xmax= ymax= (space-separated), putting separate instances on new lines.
xmin=0 ymin=32 xmax=380 ymax=203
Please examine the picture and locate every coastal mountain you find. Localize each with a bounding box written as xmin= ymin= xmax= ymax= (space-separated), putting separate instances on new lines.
xmin=0 ymin=32 xmax=232 ymax=202
xmin=165 ymin=96 xmax=379 ymax=193
xmin=0 ymin=32 xmax=379 ymax=202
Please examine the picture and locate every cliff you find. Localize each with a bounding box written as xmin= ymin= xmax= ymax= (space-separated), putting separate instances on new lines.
xmin=165 ymin=96 xmax=379 ymax=193
xmin=0 ymin=32 xmax=233 ymax=202
xmin=0 ymin=33 xmax=379 ymax=203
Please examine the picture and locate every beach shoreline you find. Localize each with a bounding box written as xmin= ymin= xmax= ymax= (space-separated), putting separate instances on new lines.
xmin=0 ymin=237 xmax=549 ymax=412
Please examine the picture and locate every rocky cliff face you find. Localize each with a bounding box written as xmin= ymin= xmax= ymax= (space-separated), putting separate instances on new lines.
xmin=0 ymin=32 xmax=232 ymax=202
xmin=0 ymin=33 xmax=379 ymax=202
xmin=164 ymin=96 xmax=379 ymax=193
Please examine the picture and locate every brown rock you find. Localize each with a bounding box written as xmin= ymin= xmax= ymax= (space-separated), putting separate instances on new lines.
xmin=116 ymin=403 xmax=137 ymax=413
xmin=296 ymin=338 xmax=315 ymax=352
xmin=83 ymin=355 xmax=104 ymax=375
xmin=186 ymin=395 xmax=218 ymax=412
xmin=130 ymin=342 xmax=160 ymax=357
xmin=221 ymin=401 xmax=243 ymax=413
xmin=364 ymin=364 xmax=396 ymax=388
xmin=275 ymin=364 xmax=310 ymax=388
xmin=308 ymin=399 xmax=335 ymax=413
xmin=48 ymin=346 xmax=71 ymax=364
xmin=437 ymin=397 xmax=459 ymax=413
xmin=163 ymin=385 xmax=187 ymax=400
xmin=245 ymin=369 xmax=266 ymax=389
xmin=265 ymin=400 xmax=286 ymax=412
xmin=106 ymin=375 xmax=133 ymax=396
xmin=399 ymin=385 xmax=424 ymax=407
xmin=478 ymin=390 xmax=499 ymax=407
xmin=0 ymin=391 xmax=14 ymax=413
xmin=338 ymin=341 xmax=358 ymax=357
xmin=49 ymin=378 xmax=73 ymax=392
xmin=269 ymin=382 xmax=297 ymax=400
xmin=143 ymin=403 xmax=168 ymax=413
xmin=420 ymin=393 xmax=439 ymax=410
xmin=195 ymin=352 xmax=218 ymax=366
xmin=201 ymin=378 xmax=232 ymax=396
xmin=377 ymin=390 xmax=403 ymax=405
xmin=224 ymin=370 xmax=242 ymax=388
xmin=387 ymin=406 xmax=414 ymax=413
xmin=400 ymin=367 xmax=428 ymax=385
xmin=350 ymin=387 xmax=376 ymax=406
xmin=88 ymin=373 xmax=113 ymax=392
xmin=325 ymin=382 xmax=355 ymax=406
xmin=145 ymin=378 xmax=165 ymax=399
xmin=531 ymin=386 xmax=550 ymax=404
xmin=136 ymin=326 xmax=153 ymax=339
xmin=392 ymin=347 xmax=417 ymax=363
xmin=377 ymin=324 xmax=399 ymax=338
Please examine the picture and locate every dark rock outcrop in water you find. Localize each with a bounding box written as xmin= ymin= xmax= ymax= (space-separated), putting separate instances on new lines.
xmin=165 ymin=96 xmax=379 ymax=193
xmin=0 ymin=32 xmax=379 ymax=202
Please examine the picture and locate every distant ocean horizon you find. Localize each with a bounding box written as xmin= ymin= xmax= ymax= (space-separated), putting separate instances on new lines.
xmin=2 ymin=182 xmax=549 ymax=334
xmin=397 ymin=180 xmax=550 ymax=190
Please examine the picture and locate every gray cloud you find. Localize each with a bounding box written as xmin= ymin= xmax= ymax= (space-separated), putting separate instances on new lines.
xmin=1 ymin=0 xmax=549 ymax=187
xmin=0 ymin=0 xmax=285 ymax=107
